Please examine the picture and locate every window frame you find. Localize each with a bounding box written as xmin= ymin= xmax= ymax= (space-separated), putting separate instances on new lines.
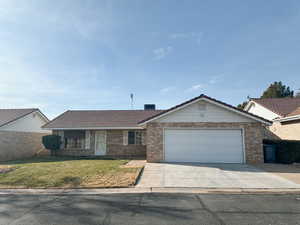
xmin=127 ymin=131 xmax=142 ymax=145
xmin=63 ymin=130 xmax=85 ymax=149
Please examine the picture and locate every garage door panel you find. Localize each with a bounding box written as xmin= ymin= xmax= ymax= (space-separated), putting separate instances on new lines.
xmin=164 ymin=129 xmax=244 ymax=163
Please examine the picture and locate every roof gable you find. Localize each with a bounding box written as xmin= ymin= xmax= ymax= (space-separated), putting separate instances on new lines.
xmin=0 ymin=109 xmax=39 ymax=128
xmin=139 ymin=95 xmax=271 ymax=125
xmin=155 ymin=99 xmax=254 ymax=123
xmin=251 ymin=98 xmax=300 ymax=117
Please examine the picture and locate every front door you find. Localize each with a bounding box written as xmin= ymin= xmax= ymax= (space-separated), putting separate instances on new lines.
xmin=95 ymin=131 xmax=106 ymax=156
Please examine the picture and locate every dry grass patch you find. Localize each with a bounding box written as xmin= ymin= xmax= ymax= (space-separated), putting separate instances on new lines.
xmin=0 ymin=157 xmax=143 ymax=188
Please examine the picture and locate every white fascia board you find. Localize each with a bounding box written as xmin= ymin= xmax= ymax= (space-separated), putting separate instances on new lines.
xmin=43 ymin=127 xmax=144 ymax=130
xmin=244 ymin=101 xmax=254 ymax=111
xmin=139 ymin=97 xmax=272 ymax=126
xmin=203 ymin=98 xmax=272 ymax=125
xmin=36 ymin=110 xmax=50 ymax=123
xmin=248 ymin=101 xmax=281 ymax=118
xmin=274 ymin=115 xmax=300 ymax=123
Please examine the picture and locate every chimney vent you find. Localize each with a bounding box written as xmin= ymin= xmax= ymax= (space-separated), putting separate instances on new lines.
xmin=144 ymin=104 xmax=156 ymax=110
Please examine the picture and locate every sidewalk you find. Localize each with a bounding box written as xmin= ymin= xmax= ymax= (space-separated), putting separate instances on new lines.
xmin=1 ymin=187 xmax=300 ymax=195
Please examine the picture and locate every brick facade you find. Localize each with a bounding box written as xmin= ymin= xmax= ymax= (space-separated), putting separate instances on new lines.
xmin=146 ymin=122 xmax=264 ymax=164
xmin=0 ymin=131 xmax=48 ymax=161
xmin=53 ymin=122 xmax=264 ymax=163
xmin=106 ymin=130 xmax=146 ymax=158
xmin=54 ymin=130 xmax=146 ymax=158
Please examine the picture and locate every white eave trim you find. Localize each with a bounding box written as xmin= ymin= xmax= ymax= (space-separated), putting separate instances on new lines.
xmin=42 ymin=127 xmax=144 ymax=130
xmin=139 ymin=97 xmax=272 ymax=126
xmin=244 ymin=101 xmax=254 ymax=111
xmin=35 ymin=110 xmax=50 ymax=123
xmin=274 ymin=115 xmax=300 ymax=123
xmin=245 ymin=100 xmax=281 ymax=118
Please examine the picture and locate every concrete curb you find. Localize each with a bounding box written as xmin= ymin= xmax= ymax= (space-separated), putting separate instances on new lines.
xmin=1 ymin=187 xmax=300 ymax=195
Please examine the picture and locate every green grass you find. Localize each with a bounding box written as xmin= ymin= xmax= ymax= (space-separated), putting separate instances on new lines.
xmin=0 ymin=157 xmax=141 ymax=188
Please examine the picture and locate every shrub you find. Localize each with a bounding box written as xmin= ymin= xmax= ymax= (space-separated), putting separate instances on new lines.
xmin=42 ymin=135 xmax=61 ymax=155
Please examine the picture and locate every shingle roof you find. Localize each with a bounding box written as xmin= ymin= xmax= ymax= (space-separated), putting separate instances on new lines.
xmin=139 ymin=94 xmax=272 ymax=124
xmin=251 ymin=98 xmax=300 ymax=117
xmin=0 ymin=108 xmax=38 ymax=127
xmin=42 ymin=110 xmax=164 ymax=129
xmin=287 ymin=107 xmax=300 ymax=117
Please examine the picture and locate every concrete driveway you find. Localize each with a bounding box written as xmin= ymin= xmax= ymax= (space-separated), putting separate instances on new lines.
xmin=137 ymin=163 xmax=300 ymax=188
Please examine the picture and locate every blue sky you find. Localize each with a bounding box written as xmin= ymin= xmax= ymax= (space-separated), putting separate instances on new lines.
xmin=0 ymin=0 xmax=300 ymax=119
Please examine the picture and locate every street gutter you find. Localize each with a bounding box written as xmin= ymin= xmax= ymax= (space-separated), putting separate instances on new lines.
xmin=1 ymin=187 xmax=300 ymax=195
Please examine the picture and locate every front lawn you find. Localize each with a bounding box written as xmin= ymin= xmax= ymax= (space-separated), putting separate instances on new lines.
xmin=0 ymin=157 xmax=142 ymax=188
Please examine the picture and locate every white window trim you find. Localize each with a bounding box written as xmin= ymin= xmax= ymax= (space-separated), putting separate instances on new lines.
xmin=123 ymin=131 xmax=128 ymax=146
xmin=85 ymin=130 xmax=91 ymax=149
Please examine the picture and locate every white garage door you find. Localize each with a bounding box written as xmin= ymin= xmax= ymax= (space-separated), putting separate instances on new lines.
xmin=164 ymin=129 xmax=244 ymax=163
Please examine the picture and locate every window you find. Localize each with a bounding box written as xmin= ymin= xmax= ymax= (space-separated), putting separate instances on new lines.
xmin=64 ymin=138 xmax=85 ymax=149
xmin=64 ymin=130 xmax=85 ymax=149
xmin=128 ymin=131 xmax=142 ymax=145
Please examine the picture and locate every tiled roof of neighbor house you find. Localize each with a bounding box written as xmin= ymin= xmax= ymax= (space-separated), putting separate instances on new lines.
xmin=139 ymin=94 xmax=271 ymax=124
xmin=287 ymin=106 xmax=300 ymax=117
xmin=42 ymin=110 xmax=164 ymax=129
xmin=251 ymin=97 xmax=300 ymax=117
xmin=0 ymin=108 xmax=39 ymax=127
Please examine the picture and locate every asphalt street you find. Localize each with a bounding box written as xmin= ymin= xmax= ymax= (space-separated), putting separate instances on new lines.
xmin=1 ymin=193 xmax=300 ymax=225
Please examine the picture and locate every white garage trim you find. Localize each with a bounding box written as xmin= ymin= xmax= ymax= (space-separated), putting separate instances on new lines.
xmin=163 ymin=127 xmax=246 ymax=163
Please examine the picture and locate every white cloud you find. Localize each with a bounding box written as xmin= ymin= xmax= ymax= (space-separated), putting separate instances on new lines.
xmin=153 ymin=46 xmax=173 ymax=60
xmin=160 ymin=86 xmax=176 ymax=94
xmin=169 ymin=32 xmax=203 ymax=44
xmin=186 ymin=84 xmax=204 ymax=92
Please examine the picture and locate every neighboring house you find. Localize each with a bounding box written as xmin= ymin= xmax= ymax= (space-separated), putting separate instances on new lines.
xmin=43 ymin=94 xmax=271 ymax=164
xmin=244 ymin=98 xmax=300 ymax=140
xmin=0 ymin=109 xmax=50 ymax=161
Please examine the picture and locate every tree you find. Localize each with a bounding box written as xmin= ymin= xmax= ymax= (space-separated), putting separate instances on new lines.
xmin=261 ymin=81 xmax=294 ymax=98
xmin=237 ymin=95 xmax=250 ymax=109
xmin=42 ymin=135 xmax=61 ymax=156
xmin=237 ymin=101 xmax=248 ymax=109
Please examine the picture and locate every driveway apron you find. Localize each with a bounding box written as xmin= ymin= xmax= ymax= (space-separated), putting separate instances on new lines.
xmin=137 ymin=163 xmax=300 ymax=188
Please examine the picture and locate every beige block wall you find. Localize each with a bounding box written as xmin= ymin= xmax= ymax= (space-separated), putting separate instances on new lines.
xmin=269 ymin=121 xmax=300 ymax=140
xmin=146 ymin=122 xmax=264 ymax=164
xmin=0 ymin=131 xmax=48 ymax=161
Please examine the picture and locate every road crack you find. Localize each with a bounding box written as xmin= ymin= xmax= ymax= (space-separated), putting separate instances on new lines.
xmin=196 ymin=195 xmax=226 ymax=225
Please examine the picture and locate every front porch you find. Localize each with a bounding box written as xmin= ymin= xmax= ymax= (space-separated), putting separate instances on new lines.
xmin=53 ymin=129 xmax=146 ymax=159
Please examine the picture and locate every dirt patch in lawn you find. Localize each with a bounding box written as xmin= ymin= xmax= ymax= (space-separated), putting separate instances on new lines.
xmin=82 ymin=169 xmax=142 ymax=187
xmin=255 ymin=163 xmax=300 ymax=184
xmin=0 ymin=165 xmax=15 ymax=174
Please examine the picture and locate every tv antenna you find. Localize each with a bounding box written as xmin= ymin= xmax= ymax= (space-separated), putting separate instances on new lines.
xmin=130 ymin=93 xmax=134 ymax=109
